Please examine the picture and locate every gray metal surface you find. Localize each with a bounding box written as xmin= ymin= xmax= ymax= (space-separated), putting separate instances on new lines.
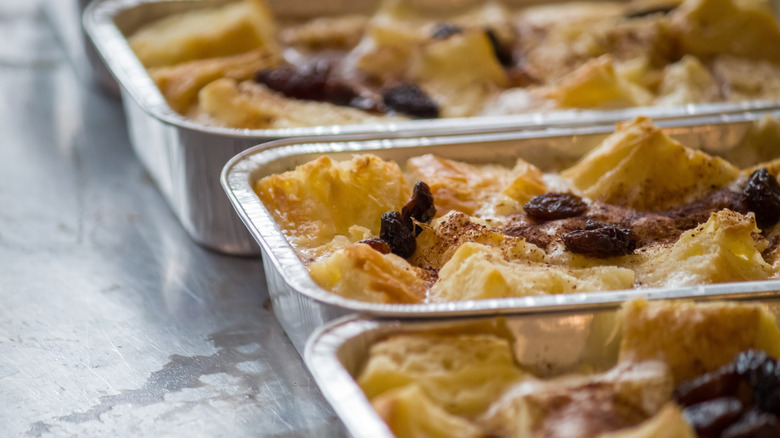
xmin=84 ymin=0 xmax=780 ymax=256
xmin=305 ymin=296 xmax=780 ymax=438
xmin=222 ymin=110 xmax=780 ymax=351
xmin=0 ymin=1 xmax=343 ymax=436
xmin=44 ymin=0 xmax=119 ymax=95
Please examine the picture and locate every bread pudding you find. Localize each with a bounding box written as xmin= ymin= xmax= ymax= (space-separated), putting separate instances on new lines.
xmin=128 ymin=0 xmax=780 ymax=129
xmin=356 ymin=298 xmax=780 ymax=437
xmin=255 ymin=116 xmax=780 ymax=304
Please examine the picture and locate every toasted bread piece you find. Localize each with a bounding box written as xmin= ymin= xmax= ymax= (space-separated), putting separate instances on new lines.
xmin=149 ymin=50 xmax=279 ymax=114
xmin=129 ymin=0 xmax=277 ymax=68
xmin=372 ymin=384 xmax=484 ymax=438
xmin=429 ymin=242 xmax=634 ymax=302
xmin=197 ymin=79 xmax=401 ymax=129
xmin=358 ymin=333 xmax=524 ymax=418
xmin=308 ymin=243 xmax=427 ymax=304
xmin=478 ymin=360 xmax=673 ymax=438
xmin=630 ymin=210 xmax=775 ymax=287
xmin=544 ymin=56 xmax=653 ymax=109
xmin=406 ymin=154 xmax=512 ymax=217
xmin=255 ymin=154 xmax=409 ymax=250
xmin=654 ymin=55 xmax=721 ymax=106
xmin=561 ymin=117 xmax=739 ymax=211
xmin=618 ymin=298 xmax=780 ymax=382
xmin=409 ymin=29 xmax=507 ymax=117
xmin=711 ymin=55 xmax=780 ymax=102
xmin=670 ymin=0 xmax=780 ymax=63
xmin=410 ymin=212 xmax=546 ymax=271
xmin=279 ymin=15 xmax=368 ymax=50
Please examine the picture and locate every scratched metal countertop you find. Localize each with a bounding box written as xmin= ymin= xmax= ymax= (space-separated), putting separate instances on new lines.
xmin=0 ymin=1 xmax=344 ymax=436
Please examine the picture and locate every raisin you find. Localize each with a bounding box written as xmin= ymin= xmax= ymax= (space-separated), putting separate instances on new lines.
xmin=254 ymin=62 xmax=362 ymax=108
xmin=323 ymin=81 xmax=361 ymax=106
xmin=675 ymin=363 xmax=741 ymax=407
xmin=254 ymin=63 xmax=330 ymax=101
xmin=722 ymin=410 xmax=780 ymax=438
xmin=743 ymin=168 xmax=780 ymax=230
xmin=484 ymin=28 xmax=514 ymax=67
xmin=380 ymin=211 xmax=416 ymax=258
xmin=562 ymin=220 xmax=637 ymax=258
xmin=624 ymin=4 xmax=677 ymax=18
xmin=402 ymin=181 xmax=436 ymax=235
xmin=524 ymin=193 xmax=588 ymax=221
xmin=683 ymin=397 xmax=746 ymax=438
xmin=382 ymin=83 xmax=440 ymax=119
xmin=736 ymin=350 xmax=780 ymax=415
xmin=358 ymin=238 xmax=391 ymax=254
xmin=737 ymin=350 xmax=773 ymax=386
xmin=432 ymin=23 xmax=464 ymax=39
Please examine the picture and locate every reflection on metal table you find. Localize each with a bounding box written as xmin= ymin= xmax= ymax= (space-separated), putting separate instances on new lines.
xmin=0 ymin=1 xmax=344 ymax=436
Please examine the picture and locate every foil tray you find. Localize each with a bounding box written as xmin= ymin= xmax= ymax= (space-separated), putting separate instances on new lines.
xmin=304 ymin=295 xmax=780 ymax=438
xmin=223 ymin=109 xmax=780 ymax=353
xmin=84 ymin=0 xmax=780 ymax=255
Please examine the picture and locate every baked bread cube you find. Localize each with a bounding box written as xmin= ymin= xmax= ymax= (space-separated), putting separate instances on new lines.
xmin=618 ymin=298 xmax=780 ymax=382
xmin=372 ymin=384 xmax=483 ymax=438
xmin=630 ymin=210 xmax=775 ymax=287
xmin=357 ymin=333 xmax=524 ymax=418
xmin=429 ymin=242 xmax=634 ymax=302
xmin=129 ymin=0 xmax=278 ymax=68
xmin=478 ymin=360 xmax=674 ymax=438
xmin=255 ymin=154 xmax=409 ymax=252
xmin=670 ymin=0 xmax=780 ymax=63
xmin=308 ymin=243 xmax=427 ymax=304
xmin=561 ymin=117 xmax=739 ymax=211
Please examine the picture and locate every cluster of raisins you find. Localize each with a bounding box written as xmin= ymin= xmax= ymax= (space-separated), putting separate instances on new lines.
xmin=523 ymin=193 xmax=636 ymax=258
xmin=674 ymin=350 xmax=780 ymax=437
xmin=360 ymin=181 xmax=436 ymax=258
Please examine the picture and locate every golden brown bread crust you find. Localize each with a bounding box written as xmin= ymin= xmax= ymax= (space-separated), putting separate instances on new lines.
xmin=357 ymin=299 xmax=778 ymax=437
xmin=255 ymin=116 xmax=780 ymax=304
xmin=130 ymin=0 xmax=780 ymax=129
xmin=149 ymin=50 xmax=280 ymax=114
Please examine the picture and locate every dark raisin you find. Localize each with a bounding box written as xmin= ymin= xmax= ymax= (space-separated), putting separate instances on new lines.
xmin=562 ymin=220 xmax=637 ymax=258
xmin=675 ymin=363 xmax=741 ymax=407
xmin=524 ymin=192 xmax=588 ymax=221
xmin=683 ymin=397 xmax=746 ymax=438
xmin=358 ymin=238 xmax=392 ymax=254
xmin=722 ymin=410 xmax=780 ymax=438
xmin=624 ymin=4 xmax=677 ymax=18
xmin=254 ymin=61 xmax=364 ymax=108
xmin=401 ymin=181 xmax=436 ymax=236
xmin=382 ymin=83 xmax=439 ymax=119
xmin=484 ymin=28 xmax=514 ymax=67
xmin=744 ymin=168 xmax=780 ymax=230
xmin=380 ymin=211 xmax=416 ymax=258
xmin=737 ymin=350 xmax=774 ymax=386
xmin=254 ymin=62 xmax=330 ymax=101
xmin=432 ymin=23 xmax=464 ymax=39
xmin=736 ymin=350 xmax=780 ymax=415
xmin=323 ymin=81 xmax=360 ymax=106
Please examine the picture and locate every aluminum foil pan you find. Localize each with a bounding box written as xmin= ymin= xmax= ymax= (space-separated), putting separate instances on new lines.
xmin=84 ymin=0 xmax=780 ymax=255
xmin=305 ymin=295 xmax=780 ymax=438
xmin=223 ymin=109 xmax=780 ymax=353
